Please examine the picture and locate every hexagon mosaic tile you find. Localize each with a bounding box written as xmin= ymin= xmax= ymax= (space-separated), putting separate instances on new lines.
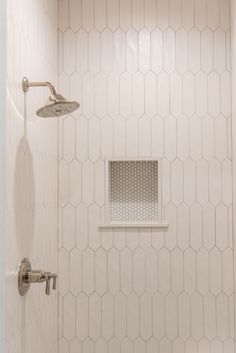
xmin=58 ymin=0 xmax=233 ymax=353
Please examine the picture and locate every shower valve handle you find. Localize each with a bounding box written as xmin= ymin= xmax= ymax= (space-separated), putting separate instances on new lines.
xmin=45 ymin=272 xmax=57 ymax=295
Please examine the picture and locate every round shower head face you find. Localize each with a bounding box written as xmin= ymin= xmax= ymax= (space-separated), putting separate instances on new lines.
xmin=36 ymin=94 xmax=80 ymax=118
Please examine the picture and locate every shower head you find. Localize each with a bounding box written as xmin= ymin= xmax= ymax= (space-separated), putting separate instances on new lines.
xmin=22 ymin=77 xmax=80 ymax=118
xmin=36 ymin=93 xmax=80 ymax=118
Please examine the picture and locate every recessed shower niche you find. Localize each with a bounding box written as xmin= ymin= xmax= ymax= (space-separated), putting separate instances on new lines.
xmin=100 ymin=158 xmax=168 ymax=228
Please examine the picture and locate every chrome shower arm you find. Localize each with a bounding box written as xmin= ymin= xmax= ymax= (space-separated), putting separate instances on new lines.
xmin=22 ymin=77 xmax=56 ymax=95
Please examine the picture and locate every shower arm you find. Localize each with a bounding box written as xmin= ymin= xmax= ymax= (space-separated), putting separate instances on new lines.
xmin=22 ymin=77 xmax=56 ymax=95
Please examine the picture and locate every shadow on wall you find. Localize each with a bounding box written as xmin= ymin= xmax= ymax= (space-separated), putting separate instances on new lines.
xmin=14 ymin=136 xmax=35 ymax=257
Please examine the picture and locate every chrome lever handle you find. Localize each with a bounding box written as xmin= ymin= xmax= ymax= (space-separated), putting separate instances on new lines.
xmin=52 ymin=274 xmax=57 ymax=290
xmin=45 ymin=277 xmax=51 ymax=295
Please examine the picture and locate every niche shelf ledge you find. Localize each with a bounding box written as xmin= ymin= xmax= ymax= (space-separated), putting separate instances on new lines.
xmin=99 ymin=222 xmax=169 ymax=229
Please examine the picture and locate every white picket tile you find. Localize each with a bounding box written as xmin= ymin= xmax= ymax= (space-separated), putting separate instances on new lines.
xmin=170 ymin=72 xmax=182 ymax=117
xmin=138 ymin=116 xmax=151 ymax=157
xmin=114 ymin=293 xmax=126 ymax=339
xmin=211 ymin=339 xmax=223 ymax=353
xmin=191 ymin=293 xmax=203 ymax=340
xmin=201 ymin=28 xmax=213 ymax=74
xmin=164 ymin=117 xmax=176 ymax=161
xmin=156 ymin=0 xmax=169 ymax=29
xmin=63 ymin=116 xmax=76 ymax=162
xmin=127 ymin=116 xmax=138 ymax=157
xmin=176 ymin=29 xmax=188 ymax=74
xmin=203 ymin=203 xmax=215 ymax=250
xmin=126 ymin=29 xmax=138 ymax=74
xmin=89 ymin=30 xmax=100 ymax=74
xmin=214 ymin=29 xmax=226 ymax=73
xmin=197 ymin=248 xmax=209 ymax=295
xmin=95 ymin=159 xmax=105 ymax=207
xmin=70 ymin=248 xmax=82 ymax=295
xmin=204 ymin=293 xmax=216 ymax=339
xmin=159 ymin=248 xmax=171 ymax=294
xmin=59 ymin=160 xmax=69 ymax=206
xmin=164 ymin=204 xmax=177 ymax=250
xmin=195 ymin=72 xmax=208 ymax=117
xmin=139 ymin=29 xmax=150 ymax=74
xmin=210 ymin=248 xmax=222 ymax=295
xmin=215 ymin=116 xmax=227 ymax=161
xmin=183 ymin=71 xmax=194 ymax=116
xmin=157 ymin=72 xmax=170 ymax=117
xmin=121 ymin=248 xmax=132 ymax=294
xmin=113 ymin=29 xmax=126 ymax=73
xmin=82 ymin=160 xmax=94 ymax=206
xmin=177 ymin=117 xmax=189 ymax=161
xmin=222 ymin=159 xmax=232 ymax=205
xmin=153 ymin=293 xmax=165 ymax=339
xmin=165 ymin=293 xmax=178 ymax=340
xmin=189 ymin=116 xmax=202 ymax=160
xmin=185 ymin=339 xmax=197 ymax=353
xmin=76 ymin=117 xmax=88 ymax=162
xmin=177 ymin=204 xmax=190 ymax=250
xmin=133 ymin=248 xmax=145 ymax=295
xmin=194 ymin=0 xmax=207 ymax=30
xmin=207 ymin=0 xmax=220 ymax=30
xmin=146 ymin=247 xmax=158 ymax=294
xmin=184 ymin=248 xmax=196 ymax=294
xmin=101 ymin=227 xmax=113 ymax=251
xmin=63 ymin=30 xmax=76 ymax=74
xmin=140 ymin=293 xmax=152 ymax=340
xmin=108 ymin=248 xmax=120 ymax=295
xmin=162 ymin=159 xmax=171 ymax=206
xmin=171 ymin=248 xmax=183 ymax=295
xmin=107 ymin=0 xmax=119 ymax=30
xmin=69 ymin=160 xmax=82 ymax=207
xmin=82 ymin=0 xmax=94 ymax=31
xmin=63 ymin=204 xmax=76 ymax=251
xmin=95 ymin=338 xmax=107 ymax=353
xmin=188 ymin=28 xmax=201 ymax=74
xmin=59 ymin=248 xmax=69 ymax=295
xmin=145 ymin=0 xmax=156 ymax=30
xmin=146 ymin=338 xmax=158 ymax=353
xmin=184 ymin=159 xmax=196 ymax=206
xmin=59 ymin=0 xmax=69 ymax=31
xmin=163 ymin=29 xmax=175 ymax=73
xmin=209 ymin=159 xmax=221 ymax=206
xmin=82 ymin=72 xmax=94 ymax=118
xmin=216 ymin=203 xmax=228 ymax=250
xmin=83 ymin=339 xmax=94 ymax=353
xmin=202 ymin=116 xmax=214 ymax=161
xmin=139 ymin=228 xmax=151 ymax=249
xmin=120 ymin=72 xmax=132 ymax=117
xmin=82 ymin=248 xmax=94 ymax=295
xmin=121 ymin=338 xmax=132 ymax=353
xmin=182 ymin=0 xmax=194 ymax=30
xmin=151 ymin=29 xmax=163 ymax=74
xmin=101 ymin=117 xmax=114 ymax=159
xmin=114 ymin=116 xmax=126 ymax=157
xmin=95 ymin=248 xmax=107 ymax=295
xmin=222 ymin=248 xmax=234 ymax=295
xmin=76 ymin=203 xmax=88 ymax=250
xmin=95 ymin=0 xmax=106 ymax=30
xmin=145 ymin=73 xmax=157 ymax=117
xmin=95 ymin=73 xmax=107 ymax=118
xmin=221 ymin=71 xmax=231 ymax=117
xmin=120 ymin=0 xmax=132 ymax=30
xmin=133 ymin=72 xmax=145 ymax=117
xmin=196 ymin=159 xmax=208 ymax=206
xmin=70 ymin=338 xmax=82 ymax=353
xmin=170 ymin=0 xmax=181 ymax=30
xmin=208 ymin=72 xmax=220 ymax=117
xmin=220 ymin=0 xmax=230 ymax=30
xmin=69 ymin=0 xmax=81 ymax=31
xmin=216 ymin=293 xmax=229 ymax=340
xmin=107 ymin=73 xmax=119 ymax=118
xmin=102 ymin=293 xmax=113 ymax=340
xmin=63 ymin=293 xmax=76 ymax=340
xmin=89 ymin=293 xmax=101 ymax=340
xmin=127 ymin=293 xmax=139 ymax=340
xmin=190 ymin=203 xmax=203 ymax=250
xmin=178 ymin=293 xmax=190 ymax=340
xmin=89 ymin=117 xmax=100 ymax=162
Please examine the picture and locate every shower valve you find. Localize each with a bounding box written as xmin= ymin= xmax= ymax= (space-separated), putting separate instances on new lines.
xmin=18 ymin=258 xmax=57 ymax=296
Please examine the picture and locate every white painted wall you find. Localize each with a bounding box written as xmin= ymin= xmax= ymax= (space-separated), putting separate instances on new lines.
xmin=58 ymin=1 xmax=234 ymax=353
xmin=5 ymin=2 xmax=58 ymax=353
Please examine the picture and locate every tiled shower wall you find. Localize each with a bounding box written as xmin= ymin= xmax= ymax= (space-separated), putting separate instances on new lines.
xmin=58 ymin=1 xmax=234 ymax=352
xmin=6 ymin=2 xmax=58 ymax=353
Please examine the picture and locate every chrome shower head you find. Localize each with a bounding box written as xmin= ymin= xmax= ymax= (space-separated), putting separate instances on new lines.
xmin=36 ymin=93 xmax=80 ymax=118
xmin=22 ymin=77 xmax=80 ymax=118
